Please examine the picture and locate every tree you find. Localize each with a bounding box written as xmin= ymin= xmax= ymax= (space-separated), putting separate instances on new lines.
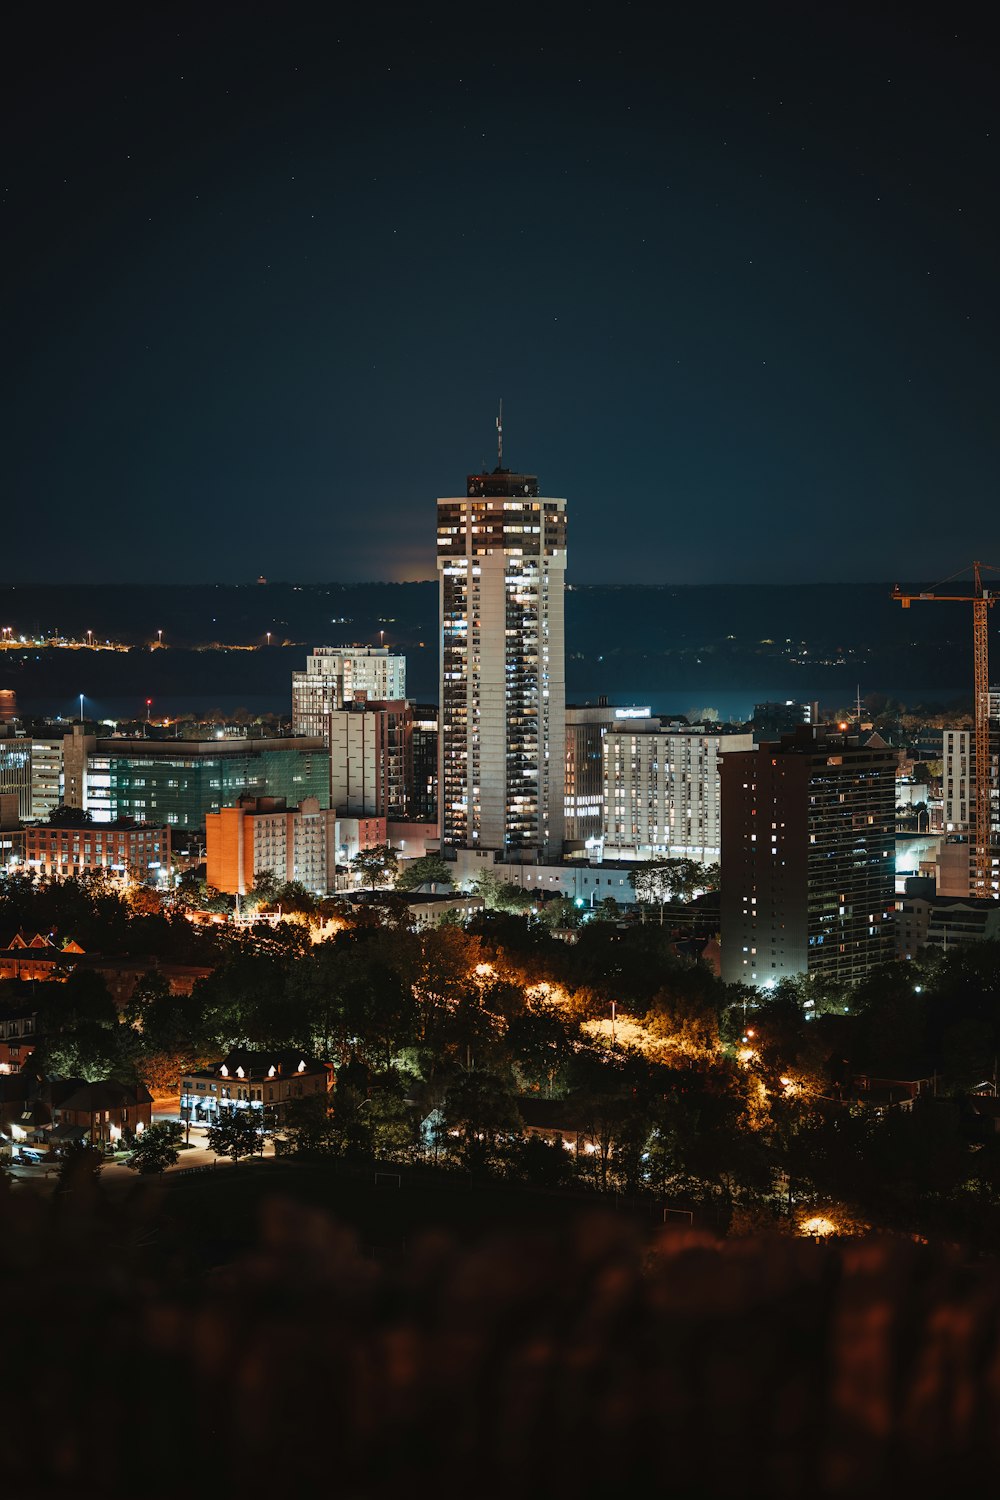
xmin=274 ymin=881 xmax=318 ymax=915
xmin=126 ymin=1121 xmax=183 ymax=1175
xmin=395 ymin=854 xmax=453 ymax=892
xmin=350 ymin=842 xmax=398 ymax=893
xmin=439 ymin=1069 xmax=520 ymax=1174
xmin=252 ymin=870 xmax=280 ymax=901
xmin=55 ymin=1140 xmax=104 ymax=1193
xmin=504 ymin=1133 xmax=576 ymax=1189
xmin=206 ymin=1108 xmax=264 ymax=1164
xmin=470 ymin=868 xmax=505 ymax=909
xmin=629 ymin=859 xmax=715 ymax=924
xmin=46 ymin=805 xmax=93 ymax=826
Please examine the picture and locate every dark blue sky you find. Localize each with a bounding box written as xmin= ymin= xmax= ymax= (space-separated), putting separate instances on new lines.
xmin=4 ymin=1 xmax=998 ymax=584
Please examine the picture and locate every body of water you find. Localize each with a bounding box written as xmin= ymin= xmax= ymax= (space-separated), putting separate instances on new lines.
xmin=16 ymin=684 xmax=970 ymax=726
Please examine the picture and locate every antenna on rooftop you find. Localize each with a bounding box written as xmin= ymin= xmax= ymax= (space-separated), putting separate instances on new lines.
xmin=496 ymin=398 xmax=503 ymax=468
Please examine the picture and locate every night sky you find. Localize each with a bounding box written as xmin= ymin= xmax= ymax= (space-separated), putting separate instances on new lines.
xmin=5 ymin=1 xmax=998 ymax=586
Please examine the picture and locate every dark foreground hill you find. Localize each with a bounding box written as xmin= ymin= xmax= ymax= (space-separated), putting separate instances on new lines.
xmin=4 ymin=1171 xmax=1000 ymax=1500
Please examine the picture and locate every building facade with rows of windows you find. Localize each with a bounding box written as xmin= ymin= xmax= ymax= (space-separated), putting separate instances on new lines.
xmin=20 ymin=820 xmax=171 ymax=882
xmin=437 ymin=463 xmax=567 ymax=860
xmin=180 ymin=1050 xmax=333 ymax=1129
xmin=720 ymin=727 xmax=897 ymax=988
xmin=602 ymin=720 xmax=753 ymax=862
xmin=62 ymin=727 xmax=329 ymax=830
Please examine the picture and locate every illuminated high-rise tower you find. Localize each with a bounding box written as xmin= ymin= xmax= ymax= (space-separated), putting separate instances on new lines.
xmin=437 ymin=416 xmax=566 ymax=859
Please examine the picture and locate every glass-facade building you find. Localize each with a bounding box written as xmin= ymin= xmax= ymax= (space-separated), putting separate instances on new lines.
xmin=67 ymin=734 xmax=329 ymax=830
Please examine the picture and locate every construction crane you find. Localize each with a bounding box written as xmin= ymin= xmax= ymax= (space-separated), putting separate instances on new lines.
xmin=892 ymin=562 xmax=997 ymax=896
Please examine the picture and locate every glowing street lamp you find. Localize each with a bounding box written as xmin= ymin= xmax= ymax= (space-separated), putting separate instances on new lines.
xmin=79 ymin=693 xmax=85 ymax=722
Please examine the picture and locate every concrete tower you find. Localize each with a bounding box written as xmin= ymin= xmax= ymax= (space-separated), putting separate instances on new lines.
xmin=437 ymin=429 xmax=566 ymax=860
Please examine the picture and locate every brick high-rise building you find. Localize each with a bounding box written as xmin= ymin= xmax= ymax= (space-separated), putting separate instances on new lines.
xmin=720 ymin=727 xmax=896 ymax=988
xmin=205 ymin=795 xmax=338 ymax=897
xmin=437 ymin=447 xmax=567 ymax=859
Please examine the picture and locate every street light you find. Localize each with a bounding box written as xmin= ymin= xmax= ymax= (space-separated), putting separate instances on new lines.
xmin=86 ymin=629 xmax=93 ymax=647
xmin=265 ymin=632 xmax=271 ymax=647
xmin=157 ymin=629 xmax=162 ymax=646
xmin=79 ymin=693 xmax=85 ymax=723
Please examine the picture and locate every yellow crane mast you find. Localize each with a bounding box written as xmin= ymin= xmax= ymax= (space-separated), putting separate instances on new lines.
xmin=892 ymin=562 xmax=996 ymax=896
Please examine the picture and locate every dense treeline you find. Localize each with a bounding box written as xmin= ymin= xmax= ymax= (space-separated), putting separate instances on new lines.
xmin=5 ymin=876 xmax=1000 ymax=1243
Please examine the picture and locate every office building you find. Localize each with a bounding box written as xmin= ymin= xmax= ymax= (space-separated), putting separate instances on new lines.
xmin=291 ymin=646 xmax=406 ymax=737
xmin=438 ymin=453 xmax=567 ymax=859
xmin=29 ymin=737 xmax=64 ymax=822
xmin=565 ymin=702 xmax=651 ymax=847
xmin=720 ymin=727 xmax=896 ymax=987
xmin=63 ymin=727 xmax=329 ymax=830
xmin=0 ymin=731 xmax=67 ymax=824
xmin=943 ymin=730 xmax=972 ymax=833
xmin=205 ymin=795 xmax=338 ymax=897
xmin=0 ymin=730 xmax=31 ymax=820
xmin=603 ymin=720 xmax=752 ymax=862
xmin=327 ymin=699 xmax=411 ymax=819
xmin=942 ymin=705 xmax=1000 ymax=898
xmin=410 ymin=704 xmax=439 ymax=825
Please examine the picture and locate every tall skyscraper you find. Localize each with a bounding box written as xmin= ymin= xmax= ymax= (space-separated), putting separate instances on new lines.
xmin=437 ymin=440 xmax=567 ymax=859
xmin=720 ymin=726 xmax=896 ymax=987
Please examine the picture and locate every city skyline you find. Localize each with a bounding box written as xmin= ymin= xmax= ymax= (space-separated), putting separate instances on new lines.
xmin=6 ymin=2 xmax=999 ymax=586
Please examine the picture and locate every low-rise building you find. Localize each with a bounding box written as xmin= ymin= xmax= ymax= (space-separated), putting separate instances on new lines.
xmin=895 ymin=890 xmax=1000 ymax=959
xmin=347 ymin=891 xmax=485 ymax=930
xmin=448 ymin=846 xmax=639 ymax=907
xmin=0 ymin=1002 xmax=38 ymax=1074
xmin=47 ymin=1078 xmax=153 ymax=1148
xmin=21 ymin=820 xmax=171 ymax=884
xmin=180 ymin=1050 xmax=333 ymax=1129
xmin=0 ymin=932 xmax=84 ymax=981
